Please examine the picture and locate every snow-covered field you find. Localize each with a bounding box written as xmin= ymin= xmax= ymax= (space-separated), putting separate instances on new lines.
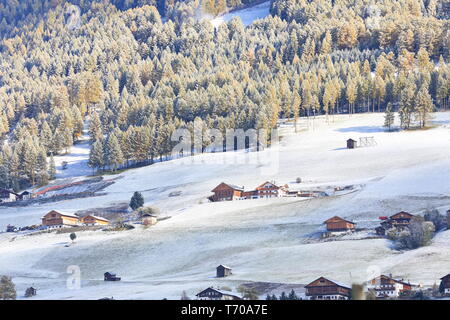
xmin=209 ymin=1 xmax=271 ymax=28
xmin=1 ymin=112 xmax=450 ymax=300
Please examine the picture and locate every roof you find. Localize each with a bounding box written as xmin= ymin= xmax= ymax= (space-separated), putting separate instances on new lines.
xmin=305 ymin=277 xmax=351 ymax=290
xmin=390 ymin=211 xmax=414 ymax=219
xmin=324 ymin=216 xmax=354 ymax=225
xmin=0 ymin=188 xmax=19 ymax=196
xmin=217 ymin=264 xmax=232 ymax=270
xmin=370 ymin=275 xmax=414 ymax=287
xmin=440 ymin=274 xmax=450 ymax=280
xmin=256 ymin=181 xmax=279 ymax=189
xmin=83 ymin=215 xmax=109 ymax=222
xmin=42 ymin=210 xmax=79 ymax=219
xmin=196 ymin=287 xmax=242 ymax=299
xmin=212 ymin=182 xmax=244 ymax=192
xmin=347 ymin=138 xmax=357 ymax=142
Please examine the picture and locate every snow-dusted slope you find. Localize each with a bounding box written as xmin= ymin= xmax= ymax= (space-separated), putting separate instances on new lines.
xmin=209 ymin=1 xmax=271 ymax=28
xmin=1 ymin=112 xmax=450 ymax=299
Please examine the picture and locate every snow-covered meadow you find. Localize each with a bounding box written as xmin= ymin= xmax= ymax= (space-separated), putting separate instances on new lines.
xmin=1 ymin=112 xmax=450 ymax=299
xmin=208 ymin=1 xmax=271 ymax=28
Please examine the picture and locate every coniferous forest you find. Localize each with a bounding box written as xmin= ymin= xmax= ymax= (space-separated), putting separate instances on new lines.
xmin=0 ymin=0 xmax=448 ymax=190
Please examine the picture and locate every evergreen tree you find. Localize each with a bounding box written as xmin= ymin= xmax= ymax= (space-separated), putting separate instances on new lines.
xmin=105 ymin=133 xmax=124 ymax=171
xmin=88 ymin=139 xmax=105 ymax=173
xmin=0 ymin=276 xmax=16 ymax=300
xmin=384 ymin=102 xmax=395 ymax=131
xmin=48 ymin=154 xmax=56 ymax=180
xmin=130 ymin=191 xmax=144 ymax=211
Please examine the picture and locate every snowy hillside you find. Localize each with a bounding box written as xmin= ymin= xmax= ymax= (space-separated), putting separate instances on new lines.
xmin=1 ymin=112 xmax=450 ymax=299
xmin=209 ymin=1 xmax=271 ymax=28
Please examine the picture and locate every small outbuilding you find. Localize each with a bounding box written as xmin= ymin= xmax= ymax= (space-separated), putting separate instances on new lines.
xmin=324 ymin=216 xmax=356 ymax=232
xmin=20 ymin=191 xmax=33 ymax=201
xmin=440 ymin=274 xmax=450 ymax=296
xmin=347 ymin=139 xmax=357 ymax=149
xmin=216 ymin=265 xmax=232 ymax=278
xmin=104 ymin=272 xmax=121 ymax=281
xmin=24 ymin=287 xmax=37 ymax=298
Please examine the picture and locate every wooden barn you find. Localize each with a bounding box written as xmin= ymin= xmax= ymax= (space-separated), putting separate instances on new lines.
xmin=324 ymin=216 xmax=356 ymax=232
xmin=367 ymin=275 xmax=414 ymax=299
xmin=216 ymin=265 xmax=232 ymax=278
xmin=196 ymin=287 xmax=242 ymax=300
xmin=305 ymin=277 xmax=351 ymax=300
xmin=347 ymin=139 xmax=357 ymax=149
xmin=41 ymin=210 xmax=80 ymax=228
xmin=0 ymin=188 xmax=18 ymax=203
xmin=104 ymin=272 xmax=121 ymax=281
xmin=439 ymin=274 xmax=450 ymax=296
xmin=80 ymin=215 xmax=109 ymax=226
xmin=389 ymin=211 xmax=414 ymax=228
xmin=20 ymin=191 xmax=33 ymax=201
xmin=210 ymin=183 xmax=244 ymax=202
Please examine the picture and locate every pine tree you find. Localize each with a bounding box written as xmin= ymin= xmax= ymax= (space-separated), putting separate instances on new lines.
xmin=0 ymin=275 xmax=16 ymax=300
xmin=88 ymin=139 xmax=105 ymax=173
xmin=48 ymin=154 xmax=56 ymax=180
xmin=89 ymin=112 xmax=103 ymax=142
xmin=384 ymin=102 xmax=395 ymax=131
xmin=130 ymin=191 xmax=144 ymax=211
xmin=105 ymin=133 xmax=124 ymax=171
xmin=415 ymin=86 xmax=434 ymax=128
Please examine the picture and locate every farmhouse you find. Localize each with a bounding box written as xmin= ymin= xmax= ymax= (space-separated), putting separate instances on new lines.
xmin=255 ymin=181 xmax=288 ymax=199
xmin=324 ymin=216 xmax=356 ymax=232
xmin=389 ymin=211 xmax=414 ymax=228
xmin=347 ymin=138 xmax=357 ymax=149
xmin=211 ymin=183 xmax=244 ymax=202
xmin=80 ymin=215 xmax=109 ymax=226
xmin=210 ymin=181 xmax=289 ymax=202
xmin=367 ymin=275 xmax=414 ymax=299
xmin=216 ymin=265 xmax=232 ymax=278
xmin=196 ymin=287 xmax=242 ymax=300
xmin=0 ymin=188 xmax=19 ymax=203
xmin=439 ymin=274 xmax=450 ymax=296
xmin=41 ymin=210 xmax=80 ymax=228
xmin=305 ymin=277 xmax=351 ymax=300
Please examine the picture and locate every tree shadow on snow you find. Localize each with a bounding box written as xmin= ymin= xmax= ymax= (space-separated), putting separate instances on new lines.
xmin=335 ymin=126 xmax=385 ymax=133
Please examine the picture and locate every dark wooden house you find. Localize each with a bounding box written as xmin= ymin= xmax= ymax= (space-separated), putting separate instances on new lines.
xmin=305 ymin=277 xmax=351 ymax=300
xmin=389 ymin=211 xmax=414 ymax=228
xmin=347 ymin=139 xmax=357 ymax=149
xmin=210 ymin=183 xmax=244 ymax=202
xmin=196 ymin=287 xmax=242 ymax=300
xmin=216 ymin=265 xmax=232 ymax=278
xmin=104 ymin=272 xmax=121 ymax=281
xmin=324 ymin=216 xmax=356 ymax=232
xmin=440 ymin=274 xmax=450 ymax=296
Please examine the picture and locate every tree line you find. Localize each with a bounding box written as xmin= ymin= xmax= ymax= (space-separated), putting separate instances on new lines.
xmin=0 ymin=0 xmax=448 ymax=186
